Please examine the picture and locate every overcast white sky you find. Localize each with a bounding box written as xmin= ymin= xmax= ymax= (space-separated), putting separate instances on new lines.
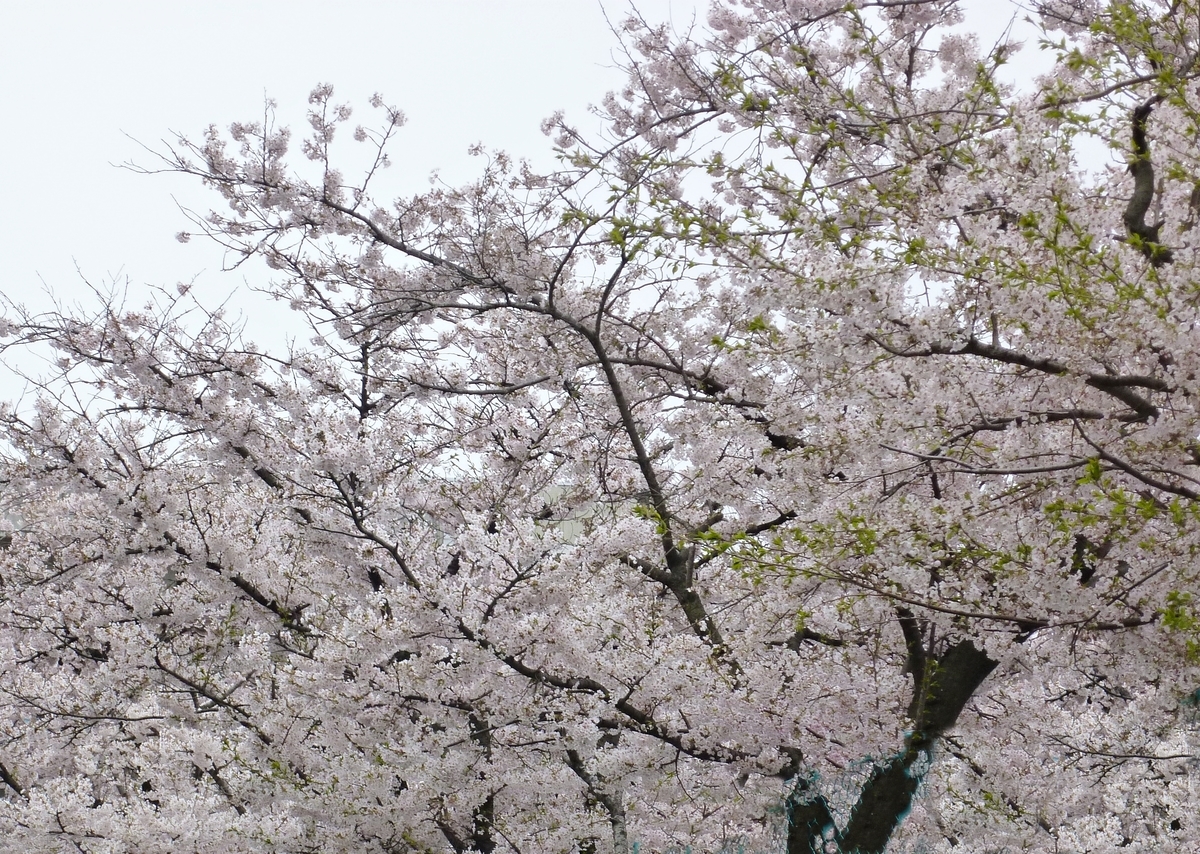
xmin=0 ymin=0 xmax=1041 ymax=363
xmin=2 ymin=2 xmax=706 ymax=313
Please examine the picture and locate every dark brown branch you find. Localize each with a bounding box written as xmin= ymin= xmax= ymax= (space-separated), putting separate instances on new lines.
xmin=869 ymin=335 xmax=1165 ymax=420
xmin=1078 ymin=430 xmax=1200 ymax=499
xmin=162 ymin=533 xmax=312 ymax=631
xmin=1123 ymin=98 xmax=1173 ymax=266
xmin=1048 ymin=734 xmax=1195 ymax=763
xmin=204 ymin=766 xmax=246 ymax=816
xmin=322 ymin=197 xmax=511 ymax=292
xmin=0 ymin=761 xmax=25 ymax=797
xmin=566 ymin=749 xmax=630 ymax=854
xmin=405 ymin=373 xmax=556 ymax=396
xmin=743 ymin=510 xmax=800 ymax=538
xmin=229 ymin=445 xmax=312 ymax=522
xmin=881 ymin=444 xmax=1091 ymax=477
xmin=769 ymin=626 xmax=846 ymax=649
xmin=153 ymin=654 xmax=272 ymax=745
xmin=896 ymin=608 xmax=927 ymax=694
xmin=619 ymin=553 xmax=674 ymax=586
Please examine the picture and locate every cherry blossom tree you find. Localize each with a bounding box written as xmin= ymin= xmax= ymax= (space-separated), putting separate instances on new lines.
xmin=2 ymin=1 xmax=1200 ymax=852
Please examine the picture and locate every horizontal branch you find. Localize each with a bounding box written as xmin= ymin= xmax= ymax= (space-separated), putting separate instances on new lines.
xmin=881 ymin=444 xmax=1091 ymax=476
xmin=869 ymin=334 xmax=1166 ymax=420
xmin=768 ymin=557 xmax=1160 ymax=634
xmin=406 ymin=373 xmax=556 ymax=396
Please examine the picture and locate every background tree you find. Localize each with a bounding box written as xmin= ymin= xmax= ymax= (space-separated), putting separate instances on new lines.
xmin=2 ymin=1 xmax=1200 ymax=852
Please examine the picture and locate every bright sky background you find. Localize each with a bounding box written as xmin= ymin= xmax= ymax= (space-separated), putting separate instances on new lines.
xmin=0 ymin=0 xmax=1044 ymax=388
xmin=2 ymin=2 xmax=703 ymax=313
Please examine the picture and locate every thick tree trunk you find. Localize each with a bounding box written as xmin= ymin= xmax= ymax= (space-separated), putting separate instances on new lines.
xmin=787 ymin=638 xmax=996 ymax=854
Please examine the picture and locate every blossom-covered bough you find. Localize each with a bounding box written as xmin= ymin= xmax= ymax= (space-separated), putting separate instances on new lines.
xmin=2 ymin=0 xmax=1200 ymax=851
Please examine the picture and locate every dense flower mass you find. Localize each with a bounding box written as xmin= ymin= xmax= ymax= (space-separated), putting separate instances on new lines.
xmin=2 ymin=1 xmax=1200 ymax=851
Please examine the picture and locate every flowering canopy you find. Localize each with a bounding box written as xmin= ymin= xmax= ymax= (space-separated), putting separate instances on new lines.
xmin=2 ymin=1 xmax=1200 ymax=852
